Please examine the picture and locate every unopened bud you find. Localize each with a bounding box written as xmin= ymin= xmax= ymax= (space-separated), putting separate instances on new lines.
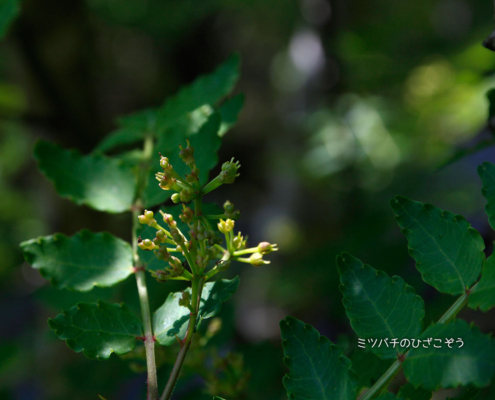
xmin=249 ymin=252 xmax=270 ymax=267
xmin=179 ymin=140 xmax=195 ymax=166
xmin=258 ymin=242 xmax=278 ymax=255
xmin=179 ymin=205 xmax=194 ymax=224
xmin=138 ymin=238 xmax=159 ymax=251
xmin=218 ymin=219 xmax=235 ymax=234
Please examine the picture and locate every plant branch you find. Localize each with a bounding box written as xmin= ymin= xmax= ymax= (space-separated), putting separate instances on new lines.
xmin=359 ymin=283 xmax=478 ymax=400
xmin=133 ymin=134 xmax=158 ymax=400
xmin=160 ymin=278 xmax=202 ymax=400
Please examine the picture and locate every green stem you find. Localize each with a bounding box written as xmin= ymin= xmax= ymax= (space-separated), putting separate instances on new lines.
xmin=133 ymin=134 xmax=158 ymax=400
xmin=133 ymin=207 xmax=158 ymax=400
xmin=359 ymin=283 xmax=477 ymax=400
xmin=160 ymin=278 xmax=202 ymax=400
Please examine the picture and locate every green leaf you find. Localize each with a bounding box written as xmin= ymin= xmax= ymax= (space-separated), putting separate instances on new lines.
xmin=20 ymin=230 xmax=133 ymax=291
xmin=390 ymin=196 xmax=484 ymax=295
xmin=280 ymin=316 xmax=357 ymax=400
xmin=469 ymin=253 xmax=495 ymax=312
xmin=397 ymin=383 xmax=432 ymax=400
xmin=94 ymin=108 xmax=158 ymax=153
xmin=48 ymin=301 xmax=142 ymax=359
xmin=143 ymin=111 xmax=222 ymax=207
xmin=403 ymin=319 xmax=495 ymax=390
xmin=0 ymin=0 xmax=20 ymax=39
xmin=93 ymin=129 xmax=145 ymax=154
xmin=34 ymin=140 xmax=137 ymax=213
xmin=218 ymin=93 xmax=244 ymax=137
xmin=137 ymin=203 xmax=222 ymax=271
xmin=337 ymin=253 xmax=424 ymax=359
xmin=478 ymin=162 xmax=495 ymax=230
xmin=156 ymin=54 xmax=240 ymax=127
xmin=447 ymin=387 xmax=480 ymax=400
xmin=153 ymin=277 xmax=239 ymax=345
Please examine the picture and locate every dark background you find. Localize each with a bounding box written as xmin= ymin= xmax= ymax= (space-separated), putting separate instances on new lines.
xmin=1 ymin=0 xmax=495 ymax=399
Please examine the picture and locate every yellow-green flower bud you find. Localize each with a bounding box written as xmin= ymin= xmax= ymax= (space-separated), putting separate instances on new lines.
xmin=233 ymin=232 xmax=247 ymax=250
xmin=138 ymin=238 xmax=159 ymax=251
xmin=218 ymin=219 xmax=235 ymax=234
xmin=161 ymin=212 xmax=177 ymax=228
xmin=249 ymin=252 xmax=270 ymax=267
xmin=153 ymin=230 xmax=167 ymax=245
xmin=257 ymin=242 xmax=278 ymax=255
xmin=138 ymin=210 xmax=156 ymax=226
xmin=171 ymin=193 xmax=180 ymax=203
xmin=160 ymin=156 xmax=170 ymax=169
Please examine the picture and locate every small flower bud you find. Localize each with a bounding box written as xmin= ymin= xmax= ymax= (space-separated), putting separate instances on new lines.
xmin=171 ymin=193 xmax=180 ymax=203
xmin=249 ymin=252 xmax=270 ymax=267
xmin=170 ymin=227 xmax=184 ymax=246
xmin=218 ymin=219 xmax=235 ymax=234
xmin=185 ymin=167 xmax=199 ymax=184
xmin=153 ymin=230 xmax=167 ymax=245
xmin=138 ymin=210 xmax=156 ymax=226
xmin=179 ymin=205 xmax=194 ymax=224
xmin=223 ymin=200 xmax=240 ymax=220
xmin=138 ymin=238 xmax=159 ymax=251
xmin=257 ymin=242 xmax=278 ymax=255
xmin=179 ymin=188 xmax=193 ymax=203
xmin=233 ymin=232 xmax=247 ymax=250
xmin=160 ymin=156 xmax=170 ymax=169
xmin=151 ymin=269 xmax=169 ymax=282
xmin=154 ymin=246 xmax=170 ymax=261
xmin=218 ymin=158 xmax=241 ymax=184
xmin=168 ymin=256 xmax=184 ymax=275
xmin=179 ymin=140 xmax=195 ymax=166
xmin=161 ymin=212 xmax=177 ymax=228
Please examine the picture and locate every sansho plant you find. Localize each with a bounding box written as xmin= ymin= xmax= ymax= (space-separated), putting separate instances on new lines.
xmin=20 ymin=55 xmax=495 ymax=400
xmin=20 ymin=55 xmax=277 ymax=400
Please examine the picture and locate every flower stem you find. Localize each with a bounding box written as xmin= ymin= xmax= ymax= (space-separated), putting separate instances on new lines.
xmin=359 ymin=282 xmax=478 ymax=400
xmin=160 ymin=277 xmax=202 ymax=400
xmin=132 ymin=133 xmax=158 ymax=400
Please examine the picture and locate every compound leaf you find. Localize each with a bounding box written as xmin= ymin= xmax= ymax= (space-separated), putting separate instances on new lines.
xmin=391 ymin=196 xmax=484 ymax=295
xmin=20 ymin=230 xmax=133 ymax=291
xmin=337 ymin=253 xmax=424 ymax=359
xmin=397 ymin=383 xmax=432 ymax=400
xmin=153 ymin=277 xmax=239 ymax=346
xmin=403 ymin=320 xmax=495 ymax=390
xmin=280 ymin=316 xmax=356 ymax=400
xmin=478 ymin=162 xmax=495 ymax=230
xmin=34 ymin=140 xmax=137 ymax=213
xmin=48 ymin=301 xmax=142 ymax=359
xmin=469 ymin=253 xmax=495 ymax=312
xmin=143 ymin=111 xmax=221 ymax=207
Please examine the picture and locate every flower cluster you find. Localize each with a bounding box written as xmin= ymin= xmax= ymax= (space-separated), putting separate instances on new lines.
xmin=138 ymin=141 xmax=277 ymax=283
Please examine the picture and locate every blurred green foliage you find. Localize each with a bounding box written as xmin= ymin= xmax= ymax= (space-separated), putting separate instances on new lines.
xmin=2 ymin=0 xmax=495 ymax=399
